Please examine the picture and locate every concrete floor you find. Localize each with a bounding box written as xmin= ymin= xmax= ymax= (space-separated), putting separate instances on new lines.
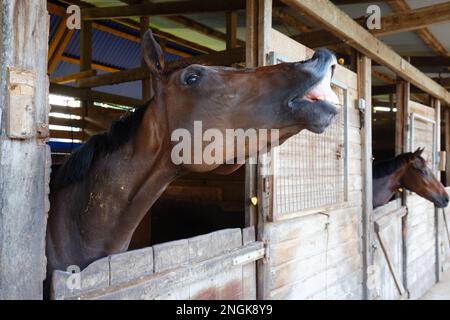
xmin=421 ymin=268 xmax=450 ymax=300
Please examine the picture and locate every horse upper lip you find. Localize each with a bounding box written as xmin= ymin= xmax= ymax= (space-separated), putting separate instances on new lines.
xmin=304 ymin=60 xmax=339 ymax=105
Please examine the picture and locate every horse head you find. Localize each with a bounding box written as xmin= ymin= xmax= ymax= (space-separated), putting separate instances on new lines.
xmin=401 ymin=148 xmax=449 ymax=208
xmin=142 ymin=29 xmax=340 ymax=173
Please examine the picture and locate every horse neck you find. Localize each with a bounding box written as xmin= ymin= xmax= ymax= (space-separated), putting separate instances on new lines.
xmin=74 ymin=101 xmax=179 ymax=255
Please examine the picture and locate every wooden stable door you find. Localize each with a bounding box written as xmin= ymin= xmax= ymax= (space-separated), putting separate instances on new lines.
xmin=51 ymin=227 xmax=263 ymax=300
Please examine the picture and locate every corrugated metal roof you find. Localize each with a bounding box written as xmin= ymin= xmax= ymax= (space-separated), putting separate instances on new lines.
xmin=49 ymin=14 xmax=197 ymax=100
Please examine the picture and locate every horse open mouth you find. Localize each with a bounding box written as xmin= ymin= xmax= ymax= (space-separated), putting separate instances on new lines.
xmin=288 ymin=56 xmax=339 ymax=108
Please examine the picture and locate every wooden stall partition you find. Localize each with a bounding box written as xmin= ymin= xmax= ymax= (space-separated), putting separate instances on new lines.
xmin=404 ymin=101 xmax=439 ymax=299
xmin=372 ymin=200 xmax=407 ymax=300
xmin=51 ymin=227 xmax=263 ymax=300
xmin=256 ymin=29 xmax=363 ymax=300
xmin=0 ymin=0 xmax=50 ymax=299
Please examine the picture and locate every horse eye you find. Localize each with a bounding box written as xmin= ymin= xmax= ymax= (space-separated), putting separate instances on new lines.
xmin=421 ymin=169 xmax=428 ymax=177
xmin=185 ymin=73 xmax=200 ymax=85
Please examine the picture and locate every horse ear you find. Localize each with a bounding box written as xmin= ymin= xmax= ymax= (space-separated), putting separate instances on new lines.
xmin=142 ymin=29 xmax=165 ymax=78
xmin=414 ymin=147 xmax=425 ymax=156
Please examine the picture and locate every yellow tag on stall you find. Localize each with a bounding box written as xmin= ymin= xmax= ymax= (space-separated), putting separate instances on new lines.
xmin=398 ymin=188 xmax=404 ymax=192
xmin=250 ymin=196 xmax=258 ymax=206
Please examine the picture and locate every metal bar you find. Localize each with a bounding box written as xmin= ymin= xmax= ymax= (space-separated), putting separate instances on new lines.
xmin=374 ymin=226 xmax=407 ymax=297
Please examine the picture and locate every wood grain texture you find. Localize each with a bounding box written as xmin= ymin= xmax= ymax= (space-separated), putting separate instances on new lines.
xmin=51 ymin=228 xmax=262 ymax=300
xmin=0 ymin=0 xmax=50 ymax=299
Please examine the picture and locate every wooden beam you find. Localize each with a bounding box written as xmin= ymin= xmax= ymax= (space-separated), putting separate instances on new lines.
xmin=50 ymin=117 xmax=83 ymax=129
xmin=50 ymin=105 xmax=83 ymax=116
xmin=76 ymin=47 xmax=245 ymax=88
xmin=49 ymin=2 xmax=212 ymax=55
xmin=373 ymin=70 xmax=395 ymax=85
xmin=281 ymin=0 xmax=450 ymax=105
xmin=81 ymin=0 xmax=247 ymax=20
xmin=50 ymin=104 xmax=125 ymax=118
xmin=294 ymin=2 xmax=450 ymax=47
xmin=226 ymin=11 xmax=238 ymax=50
xmin=49 ymin=83 xmax=144 ymax=107
xmin=50 ymin=130 xmax=84 ymax=141
xmin=272 ymin=7 xmax=312 ymax=33
xmin=48 ymin=18 xmax=68 ymax=61
xmin=48 ymin=28 xmax=74 ymax=73
xmin=375 ymin=2 xmax=450 ymax=36
xmin=166 ymin=15 xmax=245 ymax=47
xmin=50 ymin=70 xmax=97 ymax=84
xmin=358 ymin=54 xmax=374 ymax=300
xmin=60 ymin=55 xmax=121 ymax=73
xmin=245 ymin=0 xmax=259 ymax=68
xmin=387 ymin=0 xmax=449 ymax=57
xmin=409 ymin=56 xmax=450 ymax=67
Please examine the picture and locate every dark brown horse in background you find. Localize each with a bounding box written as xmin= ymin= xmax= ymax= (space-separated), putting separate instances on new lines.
xmin=373 ymin=148 xmax=449 ymax=209
xmin=45 ymin=29 xmax=340 ymax=294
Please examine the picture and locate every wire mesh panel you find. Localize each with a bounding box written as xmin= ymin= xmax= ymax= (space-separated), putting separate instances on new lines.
xmin=271 ymin=84 xmax=347 ymax=219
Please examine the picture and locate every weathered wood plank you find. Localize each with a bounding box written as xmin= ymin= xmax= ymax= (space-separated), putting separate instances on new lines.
xmin=153 ymin=239 xmax=189 ymax=273
xmin=51 ymin=257 xmax=110 ymax=300
xmin=60 ymin=241 xmax=263 ymax=300
xmin=0 ymin=0 xmax=49 ymax=299
xmin=109 ymin=247 xmax=154 ymax=285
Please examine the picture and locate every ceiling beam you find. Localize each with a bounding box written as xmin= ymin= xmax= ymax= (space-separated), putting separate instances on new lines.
xmin=166 ymin=15 xmax=245 ymax=47
xmin=50 ymin=1 xmax=214 ymax=54
xmin=281 ymin=0 xmax=450 ymax=105
xmin=272 ymin=7 xmax=312 ymax=33
xmin=81 ymin=0 xmax=247 ymax=20
xmin=80 ymin=0 xmax=383 ymax=20
xmin=294 ymin=1 xmax=450 ymax=48
xmin=387 ymin=0 xmax=449 ymax=58
xmin=375 ymin=1 xmax=450 ymax=36
xmin=60 ymin=55 xmax=121 ymax=73
xmin=119 ymin=0 xmax=243 ymax=47
xmin=76 ymin=47 xmax=245 ymax=88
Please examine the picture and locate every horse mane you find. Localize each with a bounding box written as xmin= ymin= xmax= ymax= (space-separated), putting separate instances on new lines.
xmin=50 ymin=101 xmax=151 ymax=190
xmin=373 ymin=152 xmax=418 ymax=179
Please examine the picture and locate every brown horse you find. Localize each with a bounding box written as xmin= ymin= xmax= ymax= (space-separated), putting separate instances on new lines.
xmin=372 ymin=148 xmax=449 ymax=208
xmin=46 ymin=30 xmax=340 ymax=293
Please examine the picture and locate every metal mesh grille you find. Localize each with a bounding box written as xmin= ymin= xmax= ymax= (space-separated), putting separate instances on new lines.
xmin=272 ymin=84 xmax=346 ymax=217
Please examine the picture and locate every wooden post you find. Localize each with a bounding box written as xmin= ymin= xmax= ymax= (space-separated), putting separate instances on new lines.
xmin=226 ymin=11 xmax=238 ymax=50
xmin=446 ymin=109 xmax=450 ymax=186
xmin=395 ymin=80 xmax=410 ymax=156
xmin=0 ymin=0 xmax=50 ymax=299
xmin=245 ymin=0 xmax=259 ymax=227
xmin=434 ymin=98 xmax=442 ymax=282
xmin=245 ymin=0 xmax=258 ymax=68
xmin=357 ymin=53 xmax=373 ymax=300
xmin=396 ymin=79 xmax=410 ymax=297
xmin=80 ymin=20 xmax=93 ymax=141
xmin=140 ymin=17 xmax=152 ymax=101
xmin=246 ymin=0 xmax=272 ymax=301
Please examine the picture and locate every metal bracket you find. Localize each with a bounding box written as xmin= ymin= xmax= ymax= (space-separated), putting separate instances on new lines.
xmin=36 ymin=122 xmax=50 ymax=146
xmin=358 ymin=98 xmax=366 ymax=112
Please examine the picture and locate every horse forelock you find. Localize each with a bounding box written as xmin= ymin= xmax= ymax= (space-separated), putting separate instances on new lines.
xmin=50 ymin=101 xmax=151 ymax=190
